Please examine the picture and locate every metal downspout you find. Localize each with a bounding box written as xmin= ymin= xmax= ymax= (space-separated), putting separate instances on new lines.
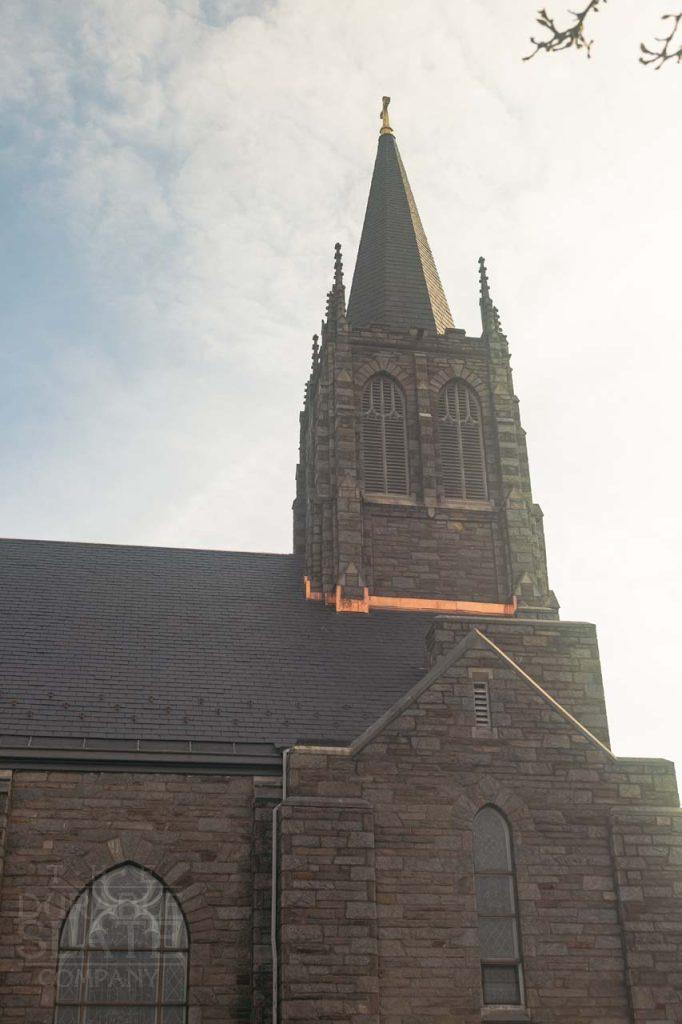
xmin=271 ymin=747 xmax=290 ymax=1023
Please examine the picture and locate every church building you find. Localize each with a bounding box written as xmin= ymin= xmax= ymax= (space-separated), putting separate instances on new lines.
xmin=0 ymin=100 xmax=680 ymax=1024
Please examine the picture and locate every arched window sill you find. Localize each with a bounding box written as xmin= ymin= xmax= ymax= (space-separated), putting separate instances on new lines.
xmin=481 ymin=1006 xmax=530 ymax=1023
xmin=363 ymin=492 xmax=417 ymax=506
xmin=361 ymin=494 xmax=496 ymax=512
xmin=438 ymin=498 xmax=495 ymax=511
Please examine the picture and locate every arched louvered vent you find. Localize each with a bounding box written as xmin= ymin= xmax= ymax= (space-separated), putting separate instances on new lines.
xmin=361 ymin=374 xmax=409 ymax=495
xmin=438 ymin=379 xmax=488 ymax=500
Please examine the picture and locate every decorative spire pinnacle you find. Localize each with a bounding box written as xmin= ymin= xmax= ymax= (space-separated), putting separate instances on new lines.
xmin=326 ymin=241 xmax=347 ymax=324
xmin=478 ymin=255 xmax=491 ymax=305
xmin=333 ymin=241 xmax=344 ymax=288
xmin=478 ymin=256 xmax=504 ymax=337
xmin=380 ymin=95 xmax=394 ymax=136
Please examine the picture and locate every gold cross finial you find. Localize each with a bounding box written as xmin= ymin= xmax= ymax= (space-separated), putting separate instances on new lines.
xmin=380 ymin=96 xmax=394 ymax=136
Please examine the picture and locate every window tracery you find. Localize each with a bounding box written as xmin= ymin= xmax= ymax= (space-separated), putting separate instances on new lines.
xmin=54 ymin=863 xmax=188 ymax=1024
xmin=473 ymin=807 xmax=524 ymax=1006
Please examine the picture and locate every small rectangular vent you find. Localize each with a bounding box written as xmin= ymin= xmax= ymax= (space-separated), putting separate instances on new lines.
xmin=473 ymin=681 xmax=491 ymax=727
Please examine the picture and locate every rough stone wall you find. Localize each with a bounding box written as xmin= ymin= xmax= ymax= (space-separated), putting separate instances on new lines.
xmin=611 ymin=808 xmax=682 ymax=1022
xmin=0 ymin=770 xmax=257 ymax=1024
xmin=427 ymin=616 xmax=612 ymax=746
xmin=363 ymin=505 xmax=501 ymax=601
xmin=280 ymin=644 xmax=680 ymax=1024
xmin=278 ymin=796 xmax=379 ymax=1022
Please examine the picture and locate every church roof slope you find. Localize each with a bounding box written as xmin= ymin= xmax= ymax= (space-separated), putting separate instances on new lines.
xmin=0 ymin=538 xmax=431 ymax=748
xmin=346 ymin=130 xmax=454 ymax=333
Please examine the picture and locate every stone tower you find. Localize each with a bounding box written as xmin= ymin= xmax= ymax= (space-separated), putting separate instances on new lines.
xmin=293 ymin=100 xmax=559 ymax=618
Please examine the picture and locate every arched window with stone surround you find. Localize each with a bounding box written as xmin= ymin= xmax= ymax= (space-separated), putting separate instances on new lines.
xmin=473 ymin=806 xmax=524 ymax=1007
xmin=54 ymin=862 xmax=188 ymax=1024
xmin=361 ymin=373 xmax=409 ymax=495
xmin=437 ymin=378 xmax=487 ymax=500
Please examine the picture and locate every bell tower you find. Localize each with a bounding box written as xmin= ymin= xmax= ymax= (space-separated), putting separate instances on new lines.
xmin=293 ymin=100 xmax=558 ymax=619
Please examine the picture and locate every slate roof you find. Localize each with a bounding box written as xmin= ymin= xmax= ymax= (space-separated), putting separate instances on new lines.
xmin=0 ymin=538 xmax=433 ymax=749
xmin=347 ymin=132 xmax=454 ymax=333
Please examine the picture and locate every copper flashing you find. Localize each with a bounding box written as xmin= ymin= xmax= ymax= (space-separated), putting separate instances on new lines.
xmin=304 ymin=577 xmax=517 ymax=616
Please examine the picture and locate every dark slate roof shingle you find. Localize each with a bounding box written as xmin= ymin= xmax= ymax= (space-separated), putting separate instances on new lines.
xmin=0 ymin=538 xmax=433 ymax=747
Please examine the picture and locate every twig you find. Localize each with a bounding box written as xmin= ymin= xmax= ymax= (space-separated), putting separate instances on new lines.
xmin=639 ymin=12 xmax=682 ymax=68
xmin=524 ymin=1 xmax=605 ymax=61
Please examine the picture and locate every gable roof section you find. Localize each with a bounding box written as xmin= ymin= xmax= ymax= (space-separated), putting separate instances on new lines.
xmin=0 ymin=538 xmax=433 ymax=750
xmin=349 ymin=628 xmax=615 ymax=758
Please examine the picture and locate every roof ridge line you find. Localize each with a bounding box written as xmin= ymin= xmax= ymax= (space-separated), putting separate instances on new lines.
xmin=0 ymin=537 xmax=297 ymax=558
xmin=349 ymin=631 xmax=480 ymax=754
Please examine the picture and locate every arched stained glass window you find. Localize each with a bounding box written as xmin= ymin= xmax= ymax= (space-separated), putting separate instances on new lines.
xmin=361 ymin=374 xmax=409 ymax=495
xmin=54 ymin=863 xmax=188 ymax=1024
xmin=473 ymin=807 xmax=524 ymax=1006
xmin=438 ymin=379 xmax=487 ymax=500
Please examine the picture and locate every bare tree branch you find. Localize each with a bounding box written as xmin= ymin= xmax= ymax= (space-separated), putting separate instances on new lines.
xmin=524 ymin=1 xmax=606 ymax=61
xmin=639 ymin=12 xmax=682 ymax=67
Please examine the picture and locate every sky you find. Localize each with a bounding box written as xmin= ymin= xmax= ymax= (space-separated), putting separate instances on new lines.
xmin=1 ymin=0 xmax=681 ymax=772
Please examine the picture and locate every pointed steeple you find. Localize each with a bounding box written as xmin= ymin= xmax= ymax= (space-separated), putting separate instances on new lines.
xmin=347 ymin=99 xmax=454 ymax=334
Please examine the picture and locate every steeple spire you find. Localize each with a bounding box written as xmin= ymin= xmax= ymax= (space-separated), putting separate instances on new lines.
xmin=346 ymin=99 xmax=454 ymax=334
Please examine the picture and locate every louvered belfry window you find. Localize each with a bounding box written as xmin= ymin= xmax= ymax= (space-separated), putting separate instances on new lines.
xmin=361 ymin=374 xmax=409 ymax=495
xmin=438 ymin=379 xmax=487 ymax=500
xmin=473 ymin=807 xmax=524 ymax=1006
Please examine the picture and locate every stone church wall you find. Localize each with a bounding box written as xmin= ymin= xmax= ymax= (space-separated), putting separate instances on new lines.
xmin=278 ymin=796 xmax=379 ymax=1023
xmin=280 ymin=648 xmax=680 ymax=1024
xmin=0 ymin=670 xmax=678 ymax=1024
xmin=362 ymin=505 xmax=502 ymax=602
xmin=611 ymin=807 xmax=682 ymax=1022
xmin=0 ymin=769 xmax=261 ymax=1024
